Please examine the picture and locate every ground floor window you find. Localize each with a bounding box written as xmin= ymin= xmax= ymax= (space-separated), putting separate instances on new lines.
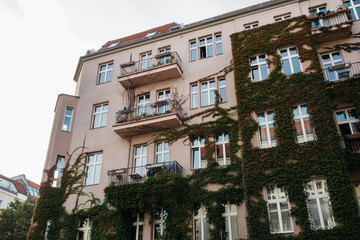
xmin=131 ymin=212 xmax=144 ymax=240
xmin=222 ymin=203 xmax=239 ymax=240
xmin=154 ymin=208 xmax=167 ymax=239
xmin=77 ymin=218 xmax=91 ymax=240
xmin=194 ymin=204 xmax=210 ymax=240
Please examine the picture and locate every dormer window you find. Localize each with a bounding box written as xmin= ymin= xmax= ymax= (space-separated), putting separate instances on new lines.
xmin=145 ymin=31 xmax=157 ymax=38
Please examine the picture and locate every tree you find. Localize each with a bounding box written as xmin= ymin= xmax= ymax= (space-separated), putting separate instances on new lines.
xmin=0 ymin=199 xmax=34 ymax=240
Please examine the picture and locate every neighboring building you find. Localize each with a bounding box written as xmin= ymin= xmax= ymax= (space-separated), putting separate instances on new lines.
xmin=42 ymin=0 xmax=360 ymax=239
xmin=0 ymin=174 xmax=39 ymax=209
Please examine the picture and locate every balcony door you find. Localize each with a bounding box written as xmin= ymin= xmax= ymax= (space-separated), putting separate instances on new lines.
xmin=134 ymin=145 xmax=147 ymax=176
xmin=157 ymin=89 xmax=170 ymax=114
xmin=140 ymin=53 xmax=152 ymax=70
xmin=321 ymin=52 xmax=345 ymax=81
xmin=137 ymin=94 xmax=150 ymax=116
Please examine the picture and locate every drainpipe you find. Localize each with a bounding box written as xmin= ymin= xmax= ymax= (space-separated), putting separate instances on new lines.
xmin=125 ymin=136 xmax=132 ymax=183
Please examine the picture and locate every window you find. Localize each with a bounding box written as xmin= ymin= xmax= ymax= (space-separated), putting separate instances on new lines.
xmin=275 ymin=14 xmax=291 ymax=22
xmin=192 ymin=79 xmax=226 ymax=108
xmin=62 ymin=107 xmax=73 ymax=132
xmin=250 ymin=54 xmax=269 ymax=82
xmin=131 ymin=212 xmax=144 ymax=240
xmin=218 ymin=78 xmax=227 ymax=103
xmin=257 ymin=111 xmax=276 ymax=148
xmin=158 ymin=47 xmax=171 ymax=65
xmin=154 ymin=208 xmax=167 ymax=239
xmin=77 ymin=218 xmax=91 ymax=240
xmin=156 ymin=141 xmax=169 ymax=163
xmin=85 ymin=153 xmax=102 ymax=185
xmin=53 ymin=155 xmax=65 ymax=188
xmin=309 ymin=6 xmax=328 ymax=28
xmin=244 ymin=22 xmax=259 ymax=30
xmin=321 ymin=52 xmax=345 ymax=81
xmin=157 ymin=89 xmax=170 ymax=114
xmin=98 ymin=63 xmax=113 ymax=84
xmin=92 ymin=103 xmax=108 ymax=129
xmin=140 ymin=52 xmax=152 ymax=70
xmin=107 ymin=41 xmax=120 ymax=48
xmin=304 ymin=179 xmax=335 ymax=229
xmin=28 ymin=186 xmax=39 ymax=198
xmin=190 ymin=41 xmax=197 ymax=61
xmin=266 ymin=185 xmax=293 ymax=233
xmin=293 ymin=105 xmax=315 ymax=143
xmin=191 ymin=84 xmax=199 ymax=109
xmin=134 ymin=145 xmax=147 ymax=176
xmin=280 ymin=47 xmax=301 ymax=76
xmin=137 ymin=94 xmax=150 ymax=116
xmin=222 ymin=203 xmax=239 ymax=240
xmin=199 ymin=37 xmax=213 ymax=59
xmin=215 ymin=34 xmax=223 ymax=55
xmin=194 ymin=204 xmax=210 ymax=240
xmin=344 ymin=0 xmax=360 ymax=20
xmin=355 ymin=184 xmax=360 ymax=206
xmin=192 ymin=137 xmax=206 ymax=169
xmin=216 ymin=132 xmax=230 ymax=166
xmin=335 ymin=108 xmax=360 ymax=151
xmin=201 ymin=80 xmax=216 ymax=107
xmin=0 ymin=200 xmax=2 ymax=209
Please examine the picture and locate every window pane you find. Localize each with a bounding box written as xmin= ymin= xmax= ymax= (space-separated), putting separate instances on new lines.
xmin=106 ymin=71 xmax=112 ymax=82
xmin=348 ymin=109 xmax=359 ymax=120
xmin=220 ymin=88 xmax=227 ymax=103
xmin=252 ymin=67 xmax=260 ymax=82
xmin=191 ymin=49 xmax=196 ymax=61
xmin=157 ymin=143 xmax=162 ymax=152
xmin=65 ymin=108 xmax=73 ymax=116
xmin=192 ymin=93 xmax=198 ymax=108
xmin=250 ymin=56 xmax=257 ymax=65
xmin=191 ymin=84 xmax=198 ymax=92
xmin=194 ymin=219 xmax=202 ymax=239
xmin=94 ymin=165 xmax=101 ymax=184
xmin=267 ymin=111 xmax=274 ymax=121
xmin=280 ymin=49 xmax=288 ymax=58
xmin=202 ymin=92 xmax=209 ymax=106
xmin=216 ymin=42 xmax=222 ymax=55
xmin=260 ymin=64 xmax=269 ymax=79
xmin=282 ymin=59 xmax=291 ymax=76
xmin=63 ymin=117 xmax=71 ymax=131
xmin=336 ymin=111 xmax=347 ymax=122
xmin=101 ymin=113 xmax=107 ymax=126
xmin=269 ymin=203 xmax=280 ymax=232
xmin=332 ymin=52 xmax=341 ymax=61
xmin=156 ymin=154 xmax=162 ymax=163
xmin=320 ymin=198 xmax=334 ymax=228
xmin=193 ymin=149 xmax=199 ymax=169
xmin=291 ymin=57 xmax=301 ymax=73
xmin=308 ymin=199 xmax=321 ymax=229
xmin=85 ymin=166 xmax=94 ymax=185
xmin=257 ymin=112 xmax=265 ymax=123
xmin=210 ymin=90 xmax=216 ymax=105
xmin=280 ymin=203 xmax=292 ymax=231
xmin=207 ymin=45 xmax=213 ymax=57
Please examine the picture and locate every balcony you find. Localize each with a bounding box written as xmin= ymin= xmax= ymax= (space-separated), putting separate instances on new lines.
xmin=118 ymin=51 xmax=183 ymax=88
xmin=323 ymin=62 xmax=360 ymax=82
xmin=344 ymin=134 xmax=360 ymax=153
xmin=112 ymin=100 xmax=182 ymax=137
xmin=107 ymin=161 xmax=183 ymax=185
xmin=309 ymin=9 xmax=352 ymax=43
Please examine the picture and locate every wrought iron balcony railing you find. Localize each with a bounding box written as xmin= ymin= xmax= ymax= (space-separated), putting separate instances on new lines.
xmin=115 ymin=99 xmax=182 ymax=124
xmin=107 ymin=161 xmax=183 ymax=185
xmin=344 ymin=134 xmax=360 ymax=153
xmin=120 ymin=51 xmax=182 ymax=76
xmin=323 ymin=62 xmax=360 ymax=82
xmin=309 ymin=8 xmax=351 ymax=29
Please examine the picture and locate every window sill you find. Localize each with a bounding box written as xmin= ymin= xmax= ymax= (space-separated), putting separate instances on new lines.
xmin=91 ymin=126 xmax=107 ymax=130
xmin=96 ymin=81 xmax=112 ymax=85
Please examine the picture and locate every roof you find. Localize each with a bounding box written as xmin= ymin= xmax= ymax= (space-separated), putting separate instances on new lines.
xmin=97 ymin=22 xmax=179 ymax=52
xmin=0 ymin=174 xmax=27 ymax=196
xmin=27 ymin=179 xmax=40 ymax=190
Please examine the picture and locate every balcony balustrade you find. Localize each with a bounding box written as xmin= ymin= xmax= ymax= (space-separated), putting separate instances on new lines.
xmin=118 ymin=51 xmax=183 ymax=88
xmin=112 ymin=100 xmax=182 ymax=137
xmin=344 ymin=134 xmax=360 ymax=152
xmin=107 ymin=161 xmax=183 ymax=185
xmin=323 ymin=61 xmax=360 ymax=82
xmin=309 ymin=9 xmax=352 ymax=43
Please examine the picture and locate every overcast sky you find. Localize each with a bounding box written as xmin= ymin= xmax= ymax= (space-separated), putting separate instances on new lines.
xmin=0 ymin=0 xmax=266 ymax=184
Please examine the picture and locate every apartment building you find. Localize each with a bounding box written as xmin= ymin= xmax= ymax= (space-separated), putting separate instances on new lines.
xmin=41 ymin=0 xmax=360 ymax=239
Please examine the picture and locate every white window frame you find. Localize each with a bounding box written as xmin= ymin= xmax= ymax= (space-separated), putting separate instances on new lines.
xmin=293 ymin=104 xmax=315 ymax=143
xmin=304 ymin=179 xmax=335 ymax=230
xmin=193 ymin=204 xmax=209 ymax=240
xmin=191 ymin=83 xmax=199 ymax=109
xmin=216 ymin=132 xmax=230 ymax=166
xmin=344 ymin=0 xmax=360 ymax=20
xmin=140 ymin=52 xmax=152 ymax=70
xmin=77 ymin=218 xmax=91 ymax=240
xmin=154 ymin=208 xmax=167 ymax=239
xmin=62 ymin=106 xmax=73 ymax=132
xmin=244 ymin=22 xmax=259 ymax=30
xmin=98 ymin=63 xmax=113 ymax=84
xmin=215 ymin=34 xmax=223 ymax=55
xmin=266 ymin=185 xmax=294 ymax=233
xmin=218 ymin=78 xmax=227 ymax=103
xmin=274 ymin=14 xmax=291 ymax=22
xmin=250 ymin=54 xmax=269 ymax=82
xmin=53 ymin=155 xmax=65 ymax=188
xmin=137 ymin=94 xmax=150 ymax=116
xmin=280 ymin=47 xmax=302 ymax=76
xmin=157 ymin=89 xmax=171 ymax=114
xmin=335 ymin=108 xmax=359 ymax=135
xmin=156 ymin=141 xmax=169 ymax=163
xmin=190 ymin=41 xmax=197 ymax=61
xmin=134 ymin=145 xmax=147 ymax=177
xmin=309 ymin=5 xmax=328 ymax=28
xmin=158 ymin=47 xmax=171 ymax=65
xmin=222 ymin=203 xmax=239 ymax=240
xmin=257 ymin=111 xmax=276 ymax=148
xmin=85 ymin=152 xmax=102 ymax=186
xmin=92 ymin=103 xmax=108 ymax=129
xmin=132 ymin=212 xmax=144 ymax=240
xmin=199 ymin=36 xmax=213 ymax=59
xmin=321 ymin=52 xmax=345 ymax=81
xmin=201 ymin=80 xmax=216 ymax=107
xmin=192 ymin=137 xmax=206 ymax=170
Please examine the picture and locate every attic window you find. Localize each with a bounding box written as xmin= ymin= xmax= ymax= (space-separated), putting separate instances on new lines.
xmin=107 ymin=41 xmax=120 ymax=48
xmin=145 ymin=31 xmax=157 ymax=38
